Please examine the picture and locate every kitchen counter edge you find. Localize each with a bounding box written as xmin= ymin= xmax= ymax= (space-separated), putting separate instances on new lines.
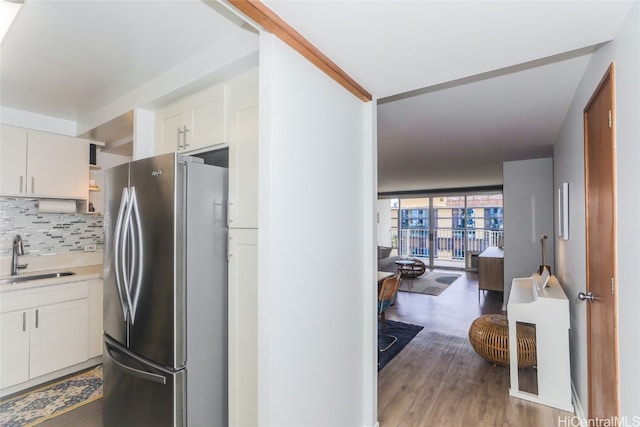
xmin=0 ymin=264 xmax=103 ymax=293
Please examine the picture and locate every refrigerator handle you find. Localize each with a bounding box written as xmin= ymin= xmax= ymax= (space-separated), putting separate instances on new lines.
xmin=122 ymin=189 xmax=136 ymax=324
xmin=105 ymin=339 xmax=167 ymax=385
xmin=128 ymin=186 xmax=144 ymax=324
xmin=114 ymin=187 xmax=130 ymax=322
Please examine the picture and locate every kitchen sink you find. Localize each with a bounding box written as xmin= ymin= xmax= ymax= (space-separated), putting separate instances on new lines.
xmin=0 ymin=271 xmax=76 ymax=285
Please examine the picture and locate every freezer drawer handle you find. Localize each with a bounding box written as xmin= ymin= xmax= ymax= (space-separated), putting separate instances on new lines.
xmin=106 ymin=344 xmax=167 ymax=385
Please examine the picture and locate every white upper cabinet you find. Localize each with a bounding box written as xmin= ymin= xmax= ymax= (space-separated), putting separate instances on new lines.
xmin=0 ymin=125 xmax=89 ymax=200
xmin=156 ymin=83 xmax=228 ymax=154
xmin=227 ymin=68 xmax=259 ymax=228
xmin=0 ymin=125 xmax=28 ymax=195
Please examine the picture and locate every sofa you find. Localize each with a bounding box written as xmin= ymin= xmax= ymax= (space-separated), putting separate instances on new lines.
xmin=377 ymin=246 xmax=402 ymax=272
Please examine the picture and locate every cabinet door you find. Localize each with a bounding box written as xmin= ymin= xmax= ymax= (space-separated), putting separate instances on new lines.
xmin=228 ymin=228 xmax=258 ymax=427
xmin=187 ymin=85 xmax=227 ymax=151
xmin=87 ymin=279 xmax=103 ymax=358
xmin=0 ymin=125 xmax=28 ymax=195
xmin=0 ymin=310 xmax=30 ymax=388
xmin=227 ymin=69 xmax=259 ymax=228
xmin=157 ymin=107 xmax=187 ymax=154
xmin=27 ymin=131 xmax=89 ymax=199
xmin=29 ymin=299 xmax=89 ymax=379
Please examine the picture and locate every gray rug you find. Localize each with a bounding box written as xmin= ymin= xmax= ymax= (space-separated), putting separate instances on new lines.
xmin=397 ymin=271 xmax=460 ymax=296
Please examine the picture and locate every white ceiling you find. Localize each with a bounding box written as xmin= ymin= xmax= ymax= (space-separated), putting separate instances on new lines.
xmin=0 ymin=0 xmax=635 ymax=193
xmin=265 ymin=0 xmax=634 ymax=193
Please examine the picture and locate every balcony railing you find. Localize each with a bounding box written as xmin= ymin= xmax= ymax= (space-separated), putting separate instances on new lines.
xmin=390 ymin=228 xmax=503 ymax=262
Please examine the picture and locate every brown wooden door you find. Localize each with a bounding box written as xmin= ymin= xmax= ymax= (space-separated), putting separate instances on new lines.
xmin=584 ymin=63 xmax=619 ymax=418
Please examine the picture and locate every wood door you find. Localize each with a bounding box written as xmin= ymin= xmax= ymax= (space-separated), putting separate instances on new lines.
xmin=584 ymin=63 xmax=619 ymax=418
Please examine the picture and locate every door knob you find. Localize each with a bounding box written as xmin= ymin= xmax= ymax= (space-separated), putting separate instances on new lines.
xmin=578 ymin=291 xmax=594 ymax=302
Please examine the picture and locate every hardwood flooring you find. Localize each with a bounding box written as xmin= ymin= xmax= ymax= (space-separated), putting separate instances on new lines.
xmin=378 ymin=269 xmax=574 ymax=427
xmin=39 ymin=270 xmax=573 ymax=427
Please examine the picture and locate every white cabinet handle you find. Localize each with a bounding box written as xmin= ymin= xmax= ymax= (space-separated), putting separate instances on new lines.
xmin=19 ymin=176 xmax=23 ymax=193
xmin=183 ymin=125 xmax=190 ymax=148
xmin=228 ymin=200 xmax=234 ymax=223
xmin=22 ymin=312 xmax=26 ymax=331
xmin=31 ymin=177 xmax=35 ymax=194
xmin=35 ymin=309 xmax=39 ymax=328
xmin=177 ymin=127 xmax=184 ymax=150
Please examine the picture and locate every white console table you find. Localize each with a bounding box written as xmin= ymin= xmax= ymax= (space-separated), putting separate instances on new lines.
xmin=507 ymin=274 xmax=573 ymax=412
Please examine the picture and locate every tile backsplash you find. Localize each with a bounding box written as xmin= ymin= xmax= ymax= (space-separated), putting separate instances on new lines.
xmin=0 ymin=197 xmax=103 ymax=259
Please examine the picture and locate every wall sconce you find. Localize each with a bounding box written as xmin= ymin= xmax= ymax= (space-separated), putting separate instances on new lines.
xmin=558 ymin=182 xmax=569 ymax=240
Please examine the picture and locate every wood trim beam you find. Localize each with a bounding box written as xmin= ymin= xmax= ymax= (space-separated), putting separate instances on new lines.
xmin=228 ymin=0 xmax=372 ymax=102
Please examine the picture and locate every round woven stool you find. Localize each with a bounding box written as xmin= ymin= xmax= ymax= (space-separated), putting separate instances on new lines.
xmin=468 ymin=314 xmax=536 ymax=368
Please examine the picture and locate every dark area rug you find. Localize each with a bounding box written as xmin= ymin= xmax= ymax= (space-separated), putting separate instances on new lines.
xmin=378 ymin=320 xmax=424 ymax=371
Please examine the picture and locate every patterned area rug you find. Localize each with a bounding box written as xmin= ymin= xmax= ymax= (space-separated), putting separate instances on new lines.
xmin=0 ymin=365 xmax=103 ymax=427
xmin=398 ymin=271 xmax=460 ymax=296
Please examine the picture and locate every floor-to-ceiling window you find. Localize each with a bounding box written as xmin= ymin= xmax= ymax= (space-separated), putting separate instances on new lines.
xmin=392 ymin=193 xmax=503 ymax=269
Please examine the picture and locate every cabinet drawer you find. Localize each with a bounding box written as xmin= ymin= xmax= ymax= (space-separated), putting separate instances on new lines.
xmin=1 ymin=281 xmax=89 ymax=313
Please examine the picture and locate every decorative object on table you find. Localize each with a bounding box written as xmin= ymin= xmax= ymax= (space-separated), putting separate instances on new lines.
xmin=468 ymin=314 xmax=536 ymax=368
xmin=397 ymin=271 xmax=460 ymax=296
xmin=378 ymin=320 xmax=424 ymax=371
xmin=0 ymin=365 xmax=103 ymax=427
xmin=539 ymin=234 xmax=550 ymax=274
xmin=539 ymin=268 xmax=551 ymax=289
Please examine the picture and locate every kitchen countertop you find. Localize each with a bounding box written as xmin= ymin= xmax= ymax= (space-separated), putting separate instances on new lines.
xmin=0 ymin=264 xmax=103 ymax=293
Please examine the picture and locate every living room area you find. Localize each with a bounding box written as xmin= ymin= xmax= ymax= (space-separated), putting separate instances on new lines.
xmin=375 ymin=266 xmax=573 ymax=426
xmin=374 ymin=185 xmax=571 ymax=425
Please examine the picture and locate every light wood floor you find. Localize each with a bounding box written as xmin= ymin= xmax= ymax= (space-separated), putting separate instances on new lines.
xmin=39 ymin=270 xmax=573 ymax=427
xmin=378 ymin=269 xmax=574 ymax=427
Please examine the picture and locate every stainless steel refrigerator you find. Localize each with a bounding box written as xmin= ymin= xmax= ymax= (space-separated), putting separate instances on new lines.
xmin=102 ymin=153 xmax=228 ymax=427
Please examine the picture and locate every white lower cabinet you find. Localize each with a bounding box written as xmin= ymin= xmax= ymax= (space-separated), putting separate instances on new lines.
xmin=0 ymin=310 xmax=30 ymax=388
xmin=228 ymin=228 xmax=258 ymax=427
xmin=87 ymin=279 xmax=103 ymax=358
xmin=28 ymin=299 xmax=89 ymax=378
xmin=0 ymin=281 xmax=90 ymax=390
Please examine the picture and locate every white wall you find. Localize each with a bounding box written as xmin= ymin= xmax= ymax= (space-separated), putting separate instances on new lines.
xmin=376 ymin=199 xmax=393 ymax=247
xmin=258 ymin=33 xmax=376 ymax=426
xmin=133 ymin=108 xmax=155 ymax=160
xmin=90 ymin=150 xmax=132 ymax=215
xmin=553 ymin=2 xmax=640 ymax=419
xmin=503 ymin=158 xmax=554 ymax=305
xmin=0 ymin=106 xmax=76 ymax=136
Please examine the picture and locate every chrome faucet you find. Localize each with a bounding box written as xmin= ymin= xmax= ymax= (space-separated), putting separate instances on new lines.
xmin=11 ymin=235 xmax=28 ymax=276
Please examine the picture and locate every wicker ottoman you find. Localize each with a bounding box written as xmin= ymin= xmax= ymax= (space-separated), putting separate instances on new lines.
xmin=468 ymin=314 xmax=536 ymax=368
